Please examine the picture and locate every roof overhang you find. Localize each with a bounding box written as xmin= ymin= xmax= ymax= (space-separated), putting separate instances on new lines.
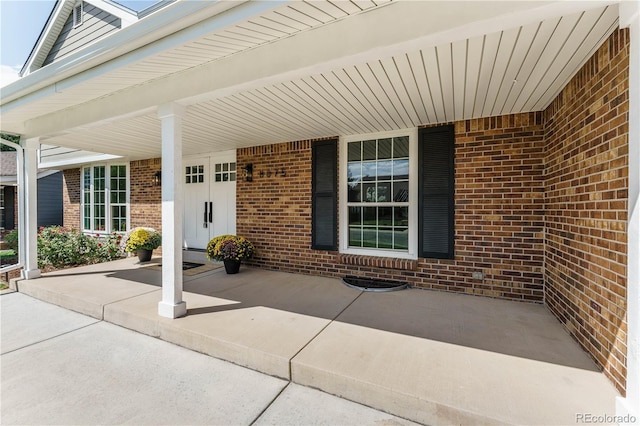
xmin=0 ymin=0 xmax=624 ymax=162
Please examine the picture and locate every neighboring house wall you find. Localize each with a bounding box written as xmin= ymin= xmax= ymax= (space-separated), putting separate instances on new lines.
xmin=43 ymin=1 xmax=121 ymax=66
xmin=544 ymin=28 xmax=629 ymax=395
xmin=235 ymin=114 xmax=545 ymax=302
xmin=37 ymin=172 xmax=63 ymax=227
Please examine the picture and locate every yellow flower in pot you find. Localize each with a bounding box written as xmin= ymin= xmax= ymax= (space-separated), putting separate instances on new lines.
xmin=123 ymin=227 xmax=162 ymax=262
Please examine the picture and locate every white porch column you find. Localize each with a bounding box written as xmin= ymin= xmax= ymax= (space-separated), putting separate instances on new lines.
xmin=619 ymin=1 xmax=640 ymax=423
xmin=20 ymin=137 xmax=40 ymax=280
xmin=157 ymin=102 xmax=187 ymax=319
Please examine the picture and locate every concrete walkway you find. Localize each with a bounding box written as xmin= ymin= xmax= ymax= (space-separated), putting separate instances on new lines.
xmin=1 ymin=292 xmax=416 ymax=425
xmin=7 ymin=257 xmax=621 ymax=425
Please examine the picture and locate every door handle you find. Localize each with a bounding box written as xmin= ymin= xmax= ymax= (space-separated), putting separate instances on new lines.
xmin=203 ymin=202 xmax=208 ymax=228
xmin=209 ymin=201 xmax=213 ymax=223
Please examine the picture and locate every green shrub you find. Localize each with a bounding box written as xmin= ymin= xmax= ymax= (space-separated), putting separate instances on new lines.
xmin=95 ymin=232 xmax=124 ymax=261
xmin=5 ymin=230 xmax=18 ymax=253
xmin=37 ymin=226 xmax=124 ymax=268
xmin=38 ymin=226 xmax=96 ymax=268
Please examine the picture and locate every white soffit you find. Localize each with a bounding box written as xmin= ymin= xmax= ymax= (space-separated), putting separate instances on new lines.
xmin=21 ymin=2 xmax=622 ymax=159
xmin=1 ymin=0 xmax=390 ymax=130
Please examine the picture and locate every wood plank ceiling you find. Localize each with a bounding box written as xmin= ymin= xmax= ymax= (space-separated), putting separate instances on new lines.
xmin=39 ymin=1 xmax=619 ymax=160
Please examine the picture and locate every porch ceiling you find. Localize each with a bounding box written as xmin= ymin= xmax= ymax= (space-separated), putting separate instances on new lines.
xmin=1 ymin=1 xmax=620 ymax=161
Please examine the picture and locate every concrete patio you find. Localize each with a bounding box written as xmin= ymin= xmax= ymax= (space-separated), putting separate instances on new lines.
xmin=12 ymin=257 xmax=620 ymax=425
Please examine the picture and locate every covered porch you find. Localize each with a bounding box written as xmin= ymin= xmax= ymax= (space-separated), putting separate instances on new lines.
xmin=1 ymin=0 xmax=638 ymax=421
xmin=11 ymin=257 xmax=618 ymax=425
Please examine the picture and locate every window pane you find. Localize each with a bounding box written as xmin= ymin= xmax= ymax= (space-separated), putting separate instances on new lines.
xmin=392 ymin=159 xmax=409 ymax=179
xmin=223 ymin=163 xmax=229 ymax=171
xmin=376 ymin=182 xmax=390 ymax=202
xmin=110 ymin=192 xmax=118 ymax=204
xmin=363 ymin=207 xmax=376 ymax=225
xmin=347 ymin=162 xmax=362 ymax=183
xmin=362 ymin=161 xmax=376 ymax=181
xmin=349 ymin=226 xmax=362 ymax=247
xmin=215 ymin=163 xmax=221 ymax=172
xmin=393 ymin=181 xmax=409 ymax=202
xmin=348 ymin=182 xmax=361 ymax=202
xmin=379 ymin=207 xmax=393 ymax=226
xmin=362 ymin=229 xmax=377 ymax=247
xmin=394 ymin=228 xmax=409 ymax=249
xmin=363 ymin=183 xmax=376 ymax=202
xmin=348 ymin=206 xmax=361 ymax=225
xmin=394 ymin=136 xmax=409 ymax=157
xmin=378 ymin=138 xmax=392 ymax=159
xmin=394 ymin=207 xmax=409 ymax=226
xmin=348 ymin=141 xmax=361 ymax=161
xmin=230 ymin=163 xmax=236 ymax=171
xmin=378 ymin=227 xmax=393 ymax=249
xmin=362 ymin=140 xmax=376 ymax=161
xmin=230 ymin=173 xmax=236 ymax=182
xmin=215 ymin=175 xmax=221 ymax=182
xmin=377 ymin=160 xmax=392 ymax=180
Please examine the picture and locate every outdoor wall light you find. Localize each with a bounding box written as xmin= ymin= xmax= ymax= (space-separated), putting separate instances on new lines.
xmin=153 ymin=171 xmax=162 ymax=187
xmin=243 ymin=163 xmax=253 ymax=182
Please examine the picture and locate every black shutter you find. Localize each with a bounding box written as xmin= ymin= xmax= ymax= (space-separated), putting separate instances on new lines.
xmin=419 ymin=125 xmax=454 ymax=259
xmin=312 ymin=139 xmax=337 ymax=250
xmin=4 ymin=186 xmax=15 ymax=230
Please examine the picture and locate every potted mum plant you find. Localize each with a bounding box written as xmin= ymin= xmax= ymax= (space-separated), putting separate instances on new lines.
xmin=123 ymin=227 xmax=162 ymax=262
xmin=206 ymin=234 xmax=255 ymax=274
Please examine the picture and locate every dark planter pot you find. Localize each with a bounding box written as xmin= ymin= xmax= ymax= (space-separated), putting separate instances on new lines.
xmin=137 ymin=249 xmax=153 ymax=263
xmin=223 ymin=259 xmax=241 ymax=274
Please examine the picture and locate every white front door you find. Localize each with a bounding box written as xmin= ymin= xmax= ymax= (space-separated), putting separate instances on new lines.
xmin=183 ymin=151 xmax=236 ymax=249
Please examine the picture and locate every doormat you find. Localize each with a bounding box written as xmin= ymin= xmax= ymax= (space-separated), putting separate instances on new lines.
xmin=146 ymin=262 xmax=222 ymax=276
xmin=343 ymin=276 xmax=408 ymax=292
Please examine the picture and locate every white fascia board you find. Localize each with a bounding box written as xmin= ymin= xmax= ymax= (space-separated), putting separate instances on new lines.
xmin=39 ymin=153 xmax=122 ymax=169
xmin=90 ymin=0 xmax=138 ymax=27
xmin=1 ymin=0 xmax=282 ymax=106
xmin=21 ymin=0 xmax=71 ymax=76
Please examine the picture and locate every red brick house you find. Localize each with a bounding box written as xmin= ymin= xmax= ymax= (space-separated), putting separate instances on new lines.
xmin=1 ymin=0 xmax=638 ymax=419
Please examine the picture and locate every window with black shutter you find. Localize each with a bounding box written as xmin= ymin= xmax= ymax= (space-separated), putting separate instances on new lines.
xmin=312 ymin=139 xmax=337 ymax=250
xmin=418 ymin=125 xmax=455 ymax=259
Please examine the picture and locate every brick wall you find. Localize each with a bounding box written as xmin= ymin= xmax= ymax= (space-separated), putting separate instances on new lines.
xmin=129 ymin=158 xmax=162 ymax=232
xmin=544 ymin=28 xmax=629 ymax=394
xmin=237 ymin=112 xmax=545 ymax=302
xmin=62 ymin=169 xmax=80 ymax=229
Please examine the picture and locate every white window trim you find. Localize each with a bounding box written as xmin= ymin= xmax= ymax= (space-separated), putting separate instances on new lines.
xmin=339 ymin=128 xmax=419 ymax=260
xmin=81 ymin=162 xmax=130 ymax=234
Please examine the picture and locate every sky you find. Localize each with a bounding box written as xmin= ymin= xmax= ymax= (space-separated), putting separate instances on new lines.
xmin=0 ymin=0 xmax=157 ymax=88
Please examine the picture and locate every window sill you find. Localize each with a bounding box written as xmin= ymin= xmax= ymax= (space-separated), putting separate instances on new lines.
xmin=339 ymin=254 xmax=417 ymax=271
